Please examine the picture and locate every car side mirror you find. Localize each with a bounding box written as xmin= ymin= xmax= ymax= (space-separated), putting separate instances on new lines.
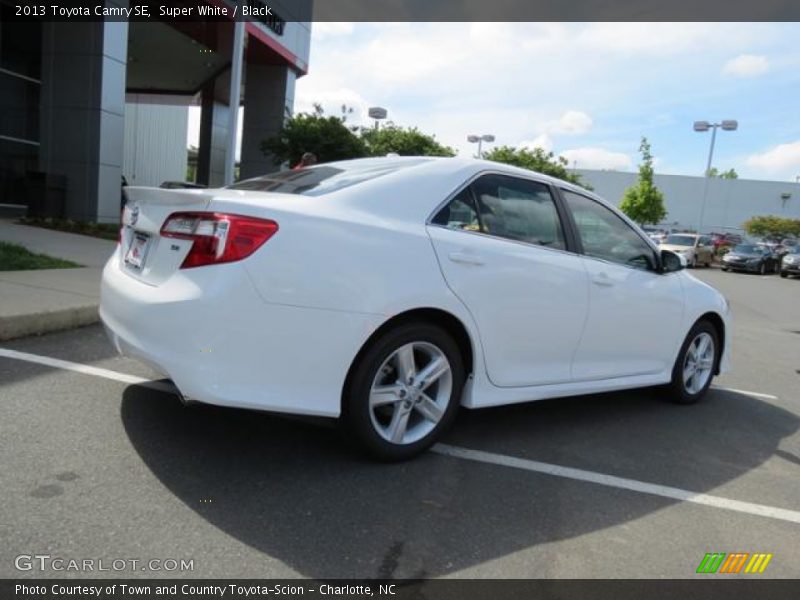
xmin=661 ymin=249 xmax=685 ymax=273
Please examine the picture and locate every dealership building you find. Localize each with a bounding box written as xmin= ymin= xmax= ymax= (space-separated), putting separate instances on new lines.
xmin=0 ymin=0 xmax=311 ymax=222
xmin=577 ymin=169 xmax=800 ymax=234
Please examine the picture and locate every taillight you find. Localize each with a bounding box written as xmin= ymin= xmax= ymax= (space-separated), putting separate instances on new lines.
xmin=160 ymin=212 xmax=278 ymax=269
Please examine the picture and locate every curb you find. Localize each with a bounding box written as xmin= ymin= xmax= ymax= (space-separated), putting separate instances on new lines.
xmin=0 ymin=305 xmax=99 ymax=342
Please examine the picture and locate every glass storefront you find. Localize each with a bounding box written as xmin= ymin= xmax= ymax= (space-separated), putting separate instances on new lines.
xmin=0 ymin=2 xmax=41 ymax=204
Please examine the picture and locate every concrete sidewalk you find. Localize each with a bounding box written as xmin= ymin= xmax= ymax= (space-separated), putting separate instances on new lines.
xmin=0 ymin=219 xmax=116 ymax=341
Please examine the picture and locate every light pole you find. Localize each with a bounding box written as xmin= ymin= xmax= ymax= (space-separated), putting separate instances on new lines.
xmin=467 ymin=134 xmax=495 ymax=158
xmin=368 ymin=106 xmax=387 ymax=130
xmin=694 ymin=120 xmax=738 ymax=231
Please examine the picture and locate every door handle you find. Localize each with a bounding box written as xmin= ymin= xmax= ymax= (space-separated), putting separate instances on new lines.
xmin=591 ymin=272 xmax=614 ymax=286
xmin=448 ymin=252 xmax=485 ymax=266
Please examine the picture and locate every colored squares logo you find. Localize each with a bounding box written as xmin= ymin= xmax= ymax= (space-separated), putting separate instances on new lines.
xmin=696 ymin=552 xmax=773 ymax=574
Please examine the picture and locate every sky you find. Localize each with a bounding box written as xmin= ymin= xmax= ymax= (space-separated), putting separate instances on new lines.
xmin=190 ymin=23 xmax=800 ymax=182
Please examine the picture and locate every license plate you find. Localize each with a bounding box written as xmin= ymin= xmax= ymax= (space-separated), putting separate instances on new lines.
xmin=124 ymin=232 xmax=151 ymax=270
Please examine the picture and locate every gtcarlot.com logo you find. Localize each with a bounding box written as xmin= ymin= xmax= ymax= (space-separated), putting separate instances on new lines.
xmin=14 ymin=554 xmax=194 ymax=572
xmin=696 ymin=552 xmax=773 ymax=574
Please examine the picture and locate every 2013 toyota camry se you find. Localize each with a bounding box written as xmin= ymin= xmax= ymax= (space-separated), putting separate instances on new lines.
xmin=100 ymin=157 xmax=732 ymax=460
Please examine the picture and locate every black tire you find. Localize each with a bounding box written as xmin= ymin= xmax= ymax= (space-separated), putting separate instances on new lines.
xmin=665 ymin=320 xmax=719 ymax=405
xmin=342 ymin=322 xmax=465 ymax=461
xmin=780 ymin=272 xmax=788 ymax=278
xmin=721 ymin=266 xmax=729 ymax=272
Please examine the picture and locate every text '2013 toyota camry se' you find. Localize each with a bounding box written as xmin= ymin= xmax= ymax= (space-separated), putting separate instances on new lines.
xmin=100 ymin=157 xmax=732 ymax=460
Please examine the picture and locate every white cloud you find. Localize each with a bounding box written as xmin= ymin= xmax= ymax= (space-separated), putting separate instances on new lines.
xmin=722 ymin=54 xmax=769 ymax=77
xmin=745 ymin=141 xmax=800 ymax=177
xmin=547 ymin=110 xmax=593 ymax=135
xmin=311 ymin=22 xmax=355 ymax=40
xmin=518 ymin=134 xmax=553 ymax=152
xmin=559 ymin=147 xmax=633 ymax=171
xmin=576 ymin=23 xmax=720 ymax=55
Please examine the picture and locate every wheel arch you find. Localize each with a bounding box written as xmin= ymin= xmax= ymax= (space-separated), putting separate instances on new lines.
xmin=341 ymin=307 xmax=476 ymax=406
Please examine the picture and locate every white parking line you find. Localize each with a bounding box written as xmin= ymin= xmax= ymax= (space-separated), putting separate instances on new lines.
xmin=433 ymin=444 xmax=800 ymax=525
xmin=0 ymin=348 xmax=175 ymax=393
xmin=2 ymin=347 xmax=796 ymax=525
xmin=712 ymin=385 xmax=779 ymax=401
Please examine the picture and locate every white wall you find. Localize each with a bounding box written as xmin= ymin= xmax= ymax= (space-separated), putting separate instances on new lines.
xmin=577 ymin=169 xmax=800 ymax=232
xmin=123 ymin=98 xmax=188 ymax=187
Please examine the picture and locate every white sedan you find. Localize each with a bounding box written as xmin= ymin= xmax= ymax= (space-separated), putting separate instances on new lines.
xmin=101 ymin=157 xmax=731 ymax=460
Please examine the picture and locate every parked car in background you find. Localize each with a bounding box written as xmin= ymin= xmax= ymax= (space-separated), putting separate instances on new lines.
xmin=642 ymin=226 xmax=668 ymax=245
xmin=659 ymin=234 xmax=714 ymax=268
xmin=713 ymin=233 xmax=742 ymax=250
xmin=779 ymin=245 xmax=800 ymax=278
xmin=775 ymin=238 xmax=798 ymax=258
xmin=100 ymin=157 xmax=732 ymax=460
xmin=721 ymin=243 xmax=779 ymax=274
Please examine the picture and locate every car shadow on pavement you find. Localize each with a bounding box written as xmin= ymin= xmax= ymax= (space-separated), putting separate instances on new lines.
xmin=120 ymin=386 xmax=798 ymax=578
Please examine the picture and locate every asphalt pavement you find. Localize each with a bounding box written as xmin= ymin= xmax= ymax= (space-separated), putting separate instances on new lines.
xmin=0 ymin=267 xmax=798 ymax=579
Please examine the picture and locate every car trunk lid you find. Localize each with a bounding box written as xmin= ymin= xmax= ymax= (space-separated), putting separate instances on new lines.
xmin=119 ymin=187 xmax=214 ymax=285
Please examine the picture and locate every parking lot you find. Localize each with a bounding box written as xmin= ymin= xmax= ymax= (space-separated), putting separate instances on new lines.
xmin=1 ymin=266 xmax=798 ymax=579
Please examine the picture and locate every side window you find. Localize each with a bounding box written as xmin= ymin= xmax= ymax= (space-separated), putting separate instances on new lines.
xmin=562 ymin=190 xmax=657 ymax=271
xmin=431 ymin=188 xmax=481 ymax=231
xmin=470 ymin=174 xmax=565 ymax=249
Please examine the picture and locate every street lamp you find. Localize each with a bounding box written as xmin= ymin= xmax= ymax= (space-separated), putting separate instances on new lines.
xmin=694 ymin=119 xmax=738 ymax=231
xmin=467 ymin=134 xmax=495 ymax=158
xmin=368 ymin=106 xmax=387 ymax=130
xmin=693 ymin=120 xmax=738 ymax=177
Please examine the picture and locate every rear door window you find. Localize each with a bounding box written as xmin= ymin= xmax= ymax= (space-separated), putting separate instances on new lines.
xmin=470 ymin=174 xmax=566 ymax=249
xmin=430 ymin=188 xmax=481 ymax=231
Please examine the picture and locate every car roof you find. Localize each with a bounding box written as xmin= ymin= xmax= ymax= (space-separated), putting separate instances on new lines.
xmin=321 ymin=155 xmax=602 ymax=199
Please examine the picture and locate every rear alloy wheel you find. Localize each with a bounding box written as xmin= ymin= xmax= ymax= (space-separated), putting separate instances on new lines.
xmin=343 ymin=323 xmax=465 ymax=460
xmin=780 ymin=271 xmax=788 ymax=278
xmin=759 ymin=262 xmax=766 ymax=275
xmin=666 ymin=321 xmax=718 ymax=404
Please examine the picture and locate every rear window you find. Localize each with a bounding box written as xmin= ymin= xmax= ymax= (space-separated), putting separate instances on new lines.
xmin=227 ymin=160 xmax=430 ymax=197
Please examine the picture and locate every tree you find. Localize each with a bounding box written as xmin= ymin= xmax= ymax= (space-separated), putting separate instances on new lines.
xmin=743 ymin=216 xmax=800 ymax=240
xmin=360 ymin=124 xmax=455 ymax=157
xmin=261 ymin=104 xmax=366 ymax=166
xmin=619 ymin=137 xmax=667 ymax=225
xmin=482 ymin=145 xmax=589 ymax=187
xmin=708 ymin=167 xmax=738 ymax=179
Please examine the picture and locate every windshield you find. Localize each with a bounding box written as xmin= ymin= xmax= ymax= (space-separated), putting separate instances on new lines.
xmin=227 ymin=160 xmax=431 ymax=197
xmin=665 ymin=234 xmax=696 ymax=246
xmin=733 ymin=244 xmax=762 ymax=254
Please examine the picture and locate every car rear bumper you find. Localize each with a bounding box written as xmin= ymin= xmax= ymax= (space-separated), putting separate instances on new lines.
xmin=99 ymin=249 xmax=381 ymax=417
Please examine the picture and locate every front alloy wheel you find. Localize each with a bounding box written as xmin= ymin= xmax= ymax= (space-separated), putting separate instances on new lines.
xmin=666 ymin=321 xmax=719 ymax=404
xmin=682 ymin=332 xmax=715 ymax=395
xmin=343 ymin=323 xmax=465 ymax=460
